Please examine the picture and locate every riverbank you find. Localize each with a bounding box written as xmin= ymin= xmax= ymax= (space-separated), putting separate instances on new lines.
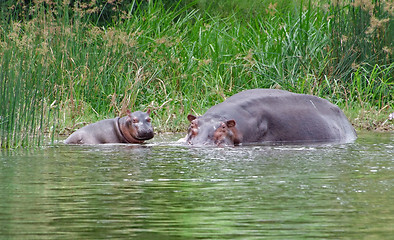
xmin=56 ymin=97 xmax=394 ymax=140
xmin=1 ymin=0 xmax=392 ymax=148
xmin=345 ymin=107 xmax=393 ymax=132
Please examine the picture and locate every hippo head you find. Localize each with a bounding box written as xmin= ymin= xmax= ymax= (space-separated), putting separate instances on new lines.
xmin=186 ymin=114 xmax=240 ymax=146
xmin=125 ymin=109 xmax=154 ymax=141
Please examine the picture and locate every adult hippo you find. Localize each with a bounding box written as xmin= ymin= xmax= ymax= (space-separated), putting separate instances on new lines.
xmin=186 ymin=89 xmax=356 ymax=146
xmin=65 ymin=109 xmax=154 ymax=144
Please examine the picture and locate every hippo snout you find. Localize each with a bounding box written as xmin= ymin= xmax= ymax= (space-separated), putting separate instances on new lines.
xmin=136 ymin=129 xmax=154 ymax=140
xmin=133 ymin=124 xmax=154 ymax=140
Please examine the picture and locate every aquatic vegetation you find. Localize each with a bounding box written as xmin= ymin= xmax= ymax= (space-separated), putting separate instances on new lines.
xmin=0 ymin=0 xmax=392 ymax=148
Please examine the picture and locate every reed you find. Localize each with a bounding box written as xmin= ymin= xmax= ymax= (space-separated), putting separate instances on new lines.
xmin=329 ymin=0 xmax=393 ymax=75
xmin=0 ymin=0 xmax=392 ymax=148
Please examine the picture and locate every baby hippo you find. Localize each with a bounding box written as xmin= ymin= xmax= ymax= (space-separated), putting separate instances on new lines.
xmin=65 ymin=109 xmax=154 ymax=144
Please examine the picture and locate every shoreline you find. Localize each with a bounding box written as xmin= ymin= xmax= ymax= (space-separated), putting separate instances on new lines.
xmin=344 ymin=108 xmax=394 ymax=132
xmin=59 ymin=109 xmax=394 ymax=138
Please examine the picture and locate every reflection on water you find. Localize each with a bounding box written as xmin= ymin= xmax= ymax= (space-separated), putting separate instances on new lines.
xmin=0 ymin=132 xmax=393 ymax=239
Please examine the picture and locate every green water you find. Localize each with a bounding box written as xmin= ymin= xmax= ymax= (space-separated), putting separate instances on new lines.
xmin=1 ymin=132 xmax=393 ymax=239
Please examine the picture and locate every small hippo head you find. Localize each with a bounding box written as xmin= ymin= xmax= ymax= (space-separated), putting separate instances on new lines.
xmin=124 ymin=109 xmax=154 ymax=142
xmin=186 ymin=114 xmax=240 ymax=146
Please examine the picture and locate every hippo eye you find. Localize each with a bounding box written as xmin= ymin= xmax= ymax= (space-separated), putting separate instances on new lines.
xmin=133 ymin=118 xmax=139 ymax=123
xmin=189 ymin=122 xmax=198 ymax=135
xmin=146 ymin=118 xmax=151 ymax=123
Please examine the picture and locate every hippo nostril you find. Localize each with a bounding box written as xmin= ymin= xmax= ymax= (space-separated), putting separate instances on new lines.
xmin=136 ymin=129 xmax=154 ymax=140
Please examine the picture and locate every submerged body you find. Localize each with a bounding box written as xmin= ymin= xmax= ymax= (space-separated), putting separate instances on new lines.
xmin=65 ymin=110 xmax=154 ymax=144
xmin=186 ymin=89 xmax=356 ymax=146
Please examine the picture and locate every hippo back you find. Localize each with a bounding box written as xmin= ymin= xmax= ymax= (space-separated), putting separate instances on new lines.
xmin=204 ymin=89 xmax=356 ymax=143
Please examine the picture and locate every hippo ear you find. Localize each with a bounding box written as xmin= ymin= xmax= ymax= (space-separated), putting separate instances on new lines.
xmin=146 ymin=108 xmax=151 ymax=115
xmin=125 ymin=110 xmax=133 ymax=122
xmin=187 ymin=114 xmax=197 ymax=122
xmin=226 ymin=120 xmax=236 ymax=128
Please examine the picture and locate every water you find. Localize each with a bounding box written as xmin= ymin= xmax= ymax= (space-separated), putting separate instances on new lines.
xmin=1 ymin=132 xmax=393 ymax=239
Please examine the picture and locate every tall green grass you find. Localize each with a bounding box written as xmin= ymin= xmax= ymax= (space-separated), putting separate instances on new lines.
xmin=329 ymin=0 xmax=393 ymax=78
xmin=0 ymin=0 xmax=392 ymax=148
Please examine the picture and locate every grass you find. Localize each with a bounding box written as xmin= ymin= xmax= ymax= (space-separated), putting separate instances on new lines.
xmin=0 ymin=0 xmax=393 ymax=148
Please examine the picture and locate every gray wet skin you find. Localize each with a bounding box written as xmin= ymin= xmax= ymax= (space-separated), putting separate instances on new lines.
xmin=186 ymin=89 xmax=356 ymax=146
xmin=65 ymin=109 xmax=154 ymax=144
